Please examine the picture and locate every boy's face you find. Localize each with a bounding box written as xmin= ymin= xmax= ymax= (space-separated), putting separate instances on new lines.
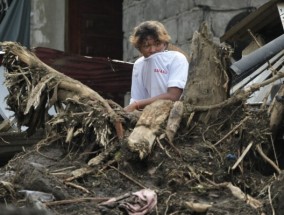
xmin=139 ymin=36 xmax=166 ymax=58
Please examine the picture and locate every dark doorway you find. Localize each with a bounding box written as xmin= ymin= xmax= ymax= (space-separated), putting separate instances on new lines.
xmin=67 ymin=0 xmax=123 ymax=60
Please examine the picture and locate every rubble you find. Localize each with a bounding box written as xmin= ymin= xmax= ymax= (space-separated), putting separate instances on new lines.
xmin=1 ymin=21 xmax=284 ymax=215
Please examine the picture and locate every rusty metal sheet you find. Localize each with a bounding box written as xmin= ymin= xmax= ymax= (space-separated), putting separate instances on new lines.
xmin=34 ymin=47 xmax=133 ymax=106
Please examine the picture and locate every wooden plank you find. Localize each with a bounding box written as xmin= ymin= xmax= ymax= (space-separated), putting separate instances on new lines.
xmin=230 ymin=50 xmax=284 ymax=94
xmin=221 ymin=0 xmax=280 ymax=42
xmin=277 ymin=2 xmax=284 ymax=30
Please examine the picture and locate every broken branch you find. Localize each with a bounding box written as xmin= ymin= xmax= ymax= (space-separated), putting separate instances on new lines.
xmin=214 ymin=116 xmax=249 ymax=146
xmin=255 ymin=144 xmax=281 ymax=175
xmin=232 ymin=141 xmax=253 ymax=170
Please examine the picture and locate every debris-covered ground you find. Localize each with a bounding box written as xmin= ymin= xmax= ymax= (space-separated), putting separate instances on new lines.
xmin=1 ymin=103 xmax=284 ymax=215
xmin=1 ymin=39 xmax=284 ymax=215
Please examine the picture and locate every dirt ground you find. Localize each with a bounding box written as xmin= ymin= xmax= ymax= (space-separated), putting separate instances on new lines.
xmin=0 ymin=103 xmax=284 ymax=215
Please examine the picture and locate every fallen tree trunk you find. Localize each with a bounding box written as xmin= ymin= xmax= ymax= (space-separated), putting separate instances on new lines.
xmin=0 ymin=41 xmax=124 ymax=146
xmin=183 ymin=22 xmax=231 ymax=124
xmin=127 ymin=100 xmax=173 ymax=159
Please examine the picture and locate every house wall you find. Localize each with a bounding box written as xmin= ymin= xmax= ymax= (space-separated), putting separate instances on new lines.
xmin=29 ymin=0 xmax=270 ymax=60
xmin=122 ymin=0 xmax=269 ymax=62
xmin=30 ymin=0 xmax=65 ymax=51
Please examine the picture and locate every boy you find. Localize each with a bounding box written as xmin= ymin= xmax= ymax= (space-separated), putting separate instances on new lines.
xmin=124 ymin=21 xmax=189 ymax=112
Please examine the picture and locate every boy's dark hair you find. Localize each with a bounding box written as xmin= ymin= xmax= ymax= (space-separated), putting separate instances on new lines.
xmin=129 ymin=21 xmax=171 ymax=49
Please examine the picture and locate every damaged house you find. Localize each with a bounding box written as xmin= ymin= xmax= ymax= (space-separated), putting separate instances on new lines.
xmin=223 ymin=0 xmax=284 ymax=142
xmin=223 ymin=0 xmax=284 ymax=104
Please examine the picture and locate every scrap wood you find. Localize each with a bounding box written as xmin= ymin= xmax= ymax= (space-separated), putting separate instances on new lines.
xmin=147 ymin=161 xmax=164 ymax=176
xmin=45 ymin=197 xmax=110 ymax=206
xmin=65 ymin=158 xmax=118 ymax=182
xmin=64 ymin=182 xmax=90 ymax=194
xmin=231 ymin=141 xmax=253 ymax=170
xmin=184 ymin=67 xmax=284 ymax=115
xmin=269 ymin=135 xmax=279 ymax=167
xmin=98 ymin=192 xmax=131 ymax=207
xmin=87 ymin=152 xmax=107 ymax=167
xmin=109 ymin=165 xmax=147 ymax=189
xmin=186 ymin=111 xmax=195 ymax=128
xmin=156 ymin=136 xmax=173 ymax=159
xmin=268 ymin=185 xmax=275 ymax=215
xmin=49 ymin=172 xmax=70 ymax=179
xmin=206 ymin=179 xmax=263 ymax=210
xmin=226 ymin=182 xmax=263 ymax=210
xmin=247 ymin=29 xmax=263 ymax=48
xmin=87 ymin=140 xmax=118 ymax=166
xmin=214 ymin=116 xmax=249 ymax=146
xmin=184 ymin=201 xmax=212 ymax=213
xmin=64 ymin=166 xmax=93 ymax=182
xmin=49 ymin=166 xmax=77 ymax=174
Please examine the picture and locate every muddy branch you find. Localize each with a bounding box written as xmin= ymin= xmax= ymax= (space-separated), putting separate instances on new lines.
xmin=0 ymin=41 xmax=126 ymax=155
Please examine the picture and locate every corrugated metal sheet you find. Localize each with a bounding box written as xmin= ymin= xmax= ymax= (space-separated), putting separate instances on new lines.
xmin=220 ymin=0 xmax=284 ymax=105
xmin=221 ymin=0 xmax=282 ymax=43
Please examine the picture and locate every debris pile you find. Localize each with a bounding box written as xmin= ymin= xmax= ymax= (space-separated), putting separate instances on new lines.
xmin=0 ymin=24 xmax=284 ymax=215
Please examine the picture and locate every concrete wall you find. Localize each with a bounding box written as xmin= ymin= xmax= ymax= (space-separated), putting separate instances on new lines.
xmin=123 ymin=0 xmax=269 ymax=62
xmin=28 ymin=0 xmax=270 ymax=60
xmin=30 ymin=0 xmax=65 ymax=51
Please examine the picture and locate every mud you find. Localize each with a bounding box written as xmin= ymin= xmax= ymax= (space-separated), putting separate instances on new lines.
xmin=0 ymin=104 xmax=284 ymax=215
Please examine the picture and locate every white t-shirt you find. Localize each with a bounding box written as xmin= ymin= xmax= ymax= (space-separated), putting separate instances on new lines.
xmin=129 ymin=51 xmax=189 ymax=104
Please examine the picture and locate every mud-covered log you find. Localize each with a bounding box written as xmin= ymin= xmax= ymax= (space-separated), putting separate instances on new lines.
xmin=183 ymin=23 xmax=231 ymax=124
xmin=127 ymin=100 xmax=173 ymax=159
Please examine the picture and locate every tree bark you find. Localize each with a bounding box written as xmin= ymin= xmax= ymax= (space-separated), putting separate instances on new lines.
xmin=127 ymin=100 xmax=173 ymax=159
xmin=183 ymin=22 xmax=231 ymax=124
xmin=0 ymin=41 xmax=124 ymax=140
